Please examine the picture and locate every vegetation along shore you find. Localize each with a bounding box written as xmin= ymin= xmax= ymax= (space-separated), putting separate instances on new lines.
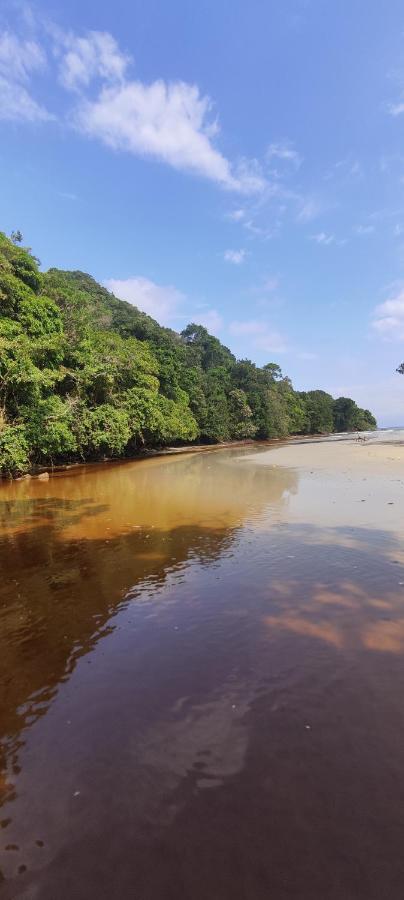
xmin=0 ymin=231 xmax=376 ymax=477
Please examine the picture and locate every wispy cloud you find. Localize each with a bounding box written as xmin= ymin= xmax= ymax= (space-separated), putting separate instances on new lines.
xmin=0 ymin=30 xmax=46 ymax=81
xmin=56 ymin=30 xmax=267 ymax=193
xmin=379 ymin=152 xmax=404 ymax=174
xmin=226 ymin=185 xmax=325 ymax=242
xmin=261 ymin=276 xmax=279 ymax=293
xmin=372 ymin=287 xmax=404 ymax=341
xmin=296 ymin=196 xmax=324 ymax=223
xmin=226 ymin=140 xmax=332 ymax=241
xmin=0 ymin=30 xmax=51 ymax=121
xmin=227 ymin=209 xmax=245 ymax=222
xmin=74 ymin=78 xmax=261 ymax=191
xmin=388 ymin=101 xmax=404 ymax=117
xmin=233 ymin=157 xmax=267 ymax=194
xmin=251 ymin=275 xmax=282 ymax=309
xmin=267 ymin=139 xmax=302 ymax=170
xmin=386 ymin=67 xmax=404 ymax=118
xmin=104 ymin=276 xmax=185 ymax=325
xmin=194 ymin=309 xmax=223 ymax=332
xmin=298 ymin=351 xmax=317 ymax=360
xmin=310 ymin=231 xmax=335 ymax=245
xmin=0 ymin=21 xmax=266 ymax=193
xmin=355 ymin=224 xmax=375 ymax=236
xmin=324 ymin=157 xmax=363 ymax=182
xmin=104 ymin=274 xmax=222 ymax=333
xmin=0 ymin=77 xmax=51 ymax=122
xmin=229 ymin=319 xmax=288 ymax=353
xmin=310 ymin=231 xmax=346 ymax=247
xmin=56 ymin=30 xmax=131 ymax=91
xmin=58 ymin=190 xmax=78 ymax=201
xmin=224 ymin=249 xmax=247 ymax=264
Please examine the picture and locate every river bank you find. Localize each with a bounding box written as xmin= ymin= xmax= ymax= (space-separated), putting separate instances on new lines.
xmin=4 ymin=438 xmax=262 ymax=481
xmin=0 ymin=435 xmax=302 ymax=482
xmin=3 ymin=432 xmax=364 ymax=482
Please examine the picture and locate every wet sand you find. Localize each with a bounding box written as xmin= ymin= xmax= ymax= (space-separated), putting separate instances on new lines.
xmin=245 ymin=435 xmax=404 ymax=473
xmin=1 ymin=439 xmax=404 ymax=898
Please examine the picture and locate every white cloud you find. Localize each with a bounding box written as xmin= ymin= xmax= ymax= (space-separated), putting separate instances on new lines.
xmin=298 ymin=351 xmax=317 ymax=361
xmin=229 ymin=320 xmax=264 ymax=337
xmin=348 ymin=160 xmax=362 ymax=177
xmin=267 ymin=140 xmax=302 ymax=169
xmin=235 ymin=183 xmax=332 ymax=241
xmin=104 ymin=275 xmax=222 ymax=333
xmin=55 ymin=30 xmax=266 ymax=193
xmin=0 ymin=77 xmax=51 ymax=122
xmin=224 ymin=248 xmax=247 ymax=265
xmin=386 ymin=73 xmax=404 ymax=118
xmin=249 ymin=329 xmax=288 ymax=353
xmin=0 ymin=31 xmax=46 ymax=82
xmin=310 ymin=231 xmax=346 ymax=247
xmin=58 ymin=190 xmax=78 ymax=201
xmin=233 ymin=157 xmax=266 ymax=193
xmin=372 ymin=288 xmax=404 ymax=341
xmin=252 ymin=275 xmax=282 ymax=309
xmin=388 ymin=101 xmax=404 ymax=117
xmin=229 ymin=319 xmax=288 ymax=353
xmin=327 ymin=377 xmax=404 ymax=427
xmin=57 ymin=30 xmax=130 ymax=91
xmin=324 ymin=157 xmax=363 ymax=181
xmin=72 ymin=75 xmax=264 ymax=192
xmin=0 ymin=23 xmax=266 ymax=193
xmin=104 ymin=276 xmax=184 ymax=325
xmin=194 ymin=309 xmax=223 ymax=332
xmin=355 ymin=224 xmax=375 ymax=236
xmin=262 ymin=276 xmax=279 ymax=292
xmin=296 ymin=197 xmax=323 ymax=223
xmin=227 ymin=208 xmax=245 ymax=222
xmin=243 ymin=219 xmax=269 ymax=238
xmin=310 ymin=231 xmax=335 ymax=245
xmin=0 ymin=31 xmax=51 ymax=122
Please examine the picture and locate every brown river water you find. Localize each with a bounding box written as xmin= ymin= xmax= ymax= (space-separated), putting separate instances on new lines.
xmin=1 ymin=442 xmax=404 ymax=899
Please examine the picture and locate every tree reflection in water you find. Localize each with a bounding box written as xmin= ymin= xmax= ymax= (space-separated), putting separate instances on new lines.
xmin=1 ymin=449 xmax=404 ymax=899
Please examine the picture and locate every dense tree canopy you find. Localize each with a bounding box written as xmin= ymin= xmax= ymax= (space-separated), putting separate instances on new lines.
xmin=0 ymin=232 xmax=377 ymax=475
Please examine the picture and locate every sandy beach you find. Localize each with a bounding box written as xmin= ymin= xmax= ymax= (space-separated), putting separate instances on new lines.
xmin=245 ymin=435 xmax=404 ymax=474
xmin=240 ymin=434 xmax=404 ymax=551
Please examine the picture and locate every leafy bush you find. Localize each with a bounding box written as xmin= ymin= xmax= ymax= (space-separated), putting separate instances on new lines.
xmin=0 ymin=424 xmax=30 ymax=476
xmin=25 ymin=397 xmax=77 ymax=463
xmin=77 ymin=405 xmax=131 ymax=457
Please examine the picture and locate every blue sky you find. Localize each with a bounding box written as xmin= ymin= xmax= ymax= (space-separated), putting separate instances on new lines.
xmin=2 ymin=1 xmax=404 ymax=424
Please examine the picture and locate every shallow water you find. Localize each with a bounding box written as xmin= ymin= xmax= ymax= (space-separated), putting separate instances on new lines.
xmin=1 ymin=443 xmax=404 ymax=898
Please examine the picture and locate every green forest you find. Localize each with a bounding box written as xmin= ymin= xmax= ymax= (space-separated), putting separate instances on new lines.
xmin=0 ymin=231 xmax=376 ymax=476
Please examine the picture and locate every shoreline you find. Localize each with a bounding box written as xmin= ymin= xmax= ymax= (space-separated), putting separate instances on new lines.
xmin=1 ymin=430 xmax=384 ymax=482
xmin=6 ymin=438 xmax=262 ymax=482
xmin=2 ymin=434 xmax=326 ymax=482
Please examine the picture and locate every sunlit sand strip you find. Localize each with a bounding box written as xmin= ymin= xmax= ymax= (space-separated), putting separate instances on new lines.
xmin=242 ymin=438 xmax=404 ymax=473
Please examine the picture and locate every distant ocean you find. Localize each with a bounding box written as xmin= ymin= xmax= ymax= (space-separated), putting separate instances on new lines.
xmin=365 ymin=427 xmax=404 ymax=443
xmin=327 ymin=427 xmax=404 ymax=444
xmin=292 ymin=427 xmax=404 ymax=445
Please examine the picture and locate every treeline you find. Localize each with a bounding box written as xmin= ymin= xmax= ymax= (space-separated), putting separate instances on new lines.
xmin=0 ymin=231 xmax=376 ymax=476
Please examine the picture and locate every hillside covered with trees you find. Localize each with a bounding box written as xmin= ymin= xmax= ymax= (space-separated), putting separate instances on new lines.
xmin=0 ymin=231 xmax=376 ymax=476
